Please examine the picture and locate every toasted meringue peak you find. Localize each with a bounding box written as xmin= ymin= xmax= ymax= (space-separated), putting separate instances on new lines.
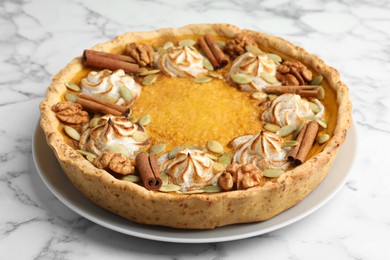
xmin=230 ymin=131 xmax=290 ymax=170
xmin=81 ymin=69 xmax=141 ymax=105
xmin=160 ymin=148 xmax=219 ymax=191
xmin=79 ymin=115 xmax=148 ymax=157
xmin=156 ymin=46 xmax=207 ymax=78
xmin=229 ymin=52 xmax=280 ymax=92
xmin=261 ymin=93 xmax=324 ymax=127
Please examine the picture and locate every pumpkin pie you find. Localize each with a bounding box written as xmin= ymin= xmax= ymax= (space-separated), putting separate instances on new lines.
xmin=39 ymin=24 xmax=352 ymax=229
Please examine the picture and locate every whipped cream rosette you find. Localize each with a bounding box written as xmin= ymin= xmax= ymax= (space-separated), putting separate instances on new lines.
xmin=160 ymin=148 xmax=219 ymax=191
xmin=80 ymin=69 xmax=141 ymax=105
xmin=229 ymin=52 xmax=280 ymax=92
xmin=229 ymin=131 xmax=290 ymax=170
xmin=79 ymin=115 xmax=148 ymax=157
xmin=157 ymin=46 xmax=207 ymax=77
xmin=262 ymin=93 xmax=325 ymax=127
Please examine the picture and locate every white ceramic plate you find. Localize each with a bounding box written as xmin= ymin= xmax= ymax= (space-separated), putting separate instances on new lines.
xmin=32 ymin=122 xmax=356 ymax=243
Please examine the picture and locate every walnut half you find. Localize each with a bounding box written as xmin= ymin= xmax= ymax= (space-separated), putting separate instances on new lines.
xmin=52 ymin=102 xmax=89 ymax=124
xmin=93 ymin=152 xmax=135 ymax=175
xmin=124 ymin=42 xmax=154 ymax=67
xmin=276 ymin=61 xmax=313 ymax=86
xmin=218 ymin=163 xmax=263 ymax=191
xmin=225 ymin=33 xmax=257 ymax=59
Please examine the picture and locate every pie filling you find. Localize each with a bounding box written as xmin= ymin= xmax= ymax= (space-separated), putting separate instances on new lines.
xmin=53 ymin=33 xmax=338 ymax=193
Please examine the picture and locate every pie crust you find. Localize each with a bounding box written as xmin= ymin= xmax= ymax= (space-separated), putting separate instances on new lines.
xmin=39 ymin=24 xmax=352 ymax=229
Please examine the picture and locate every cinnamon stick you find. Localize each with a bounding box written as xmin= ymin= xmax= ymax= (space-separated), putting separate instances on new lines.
xmin=288 ymin=121 xmax=319 ymax=164
xmin=83 ymin=50 xmax=140 ymax=74
xmin=264 ymin=85 xmax=320 ymax=98
xmin=136 ymin=152 xmax=162 ymax=191
xmin=198 ymin=34 xmax=228 ymax=70
xmin=86 ymin=49 xmax=137 ymax=63
xmin=77 ymin=93 xmax=127 ymax=116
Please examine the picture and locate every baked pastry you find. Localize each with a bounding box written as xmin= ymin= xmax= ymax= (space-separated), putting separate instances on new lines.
xmin=39 ymin=24 xmax=352 ymax=229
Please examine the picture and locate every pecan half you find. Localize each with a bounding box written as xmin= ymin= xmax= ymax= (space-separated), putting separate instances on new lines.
xmin=124 ymin=42 xmax=154 ymax=67
xmin=52 ymin=102 xmax=89 ymax=124
xmin=225 ymin=33 xmax=257 ymax=59
xmin=93 ymin=152 xmax=135 ymax=175
xmin=276 ymin=60 xmax=313 ymax=86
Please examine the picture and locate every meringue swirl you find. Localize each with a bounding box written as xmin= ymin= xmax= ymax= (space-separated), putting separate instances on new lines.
xmin=81 ymin=69 xmax=141 ymax=105
xmin=229 ymin=131 xmax=290 ymax=170
xmin=161 ymin=148 xmax=218 ymax=191
xmin=157 ymin=46 xmax=207 ymax=78
xmin=229 ymin=52 xmax=280 ymax=92
xmin=261 ymin=93 xmax=325 ymax=127
xmin=80 ymin=115 xmax=148 ymax=157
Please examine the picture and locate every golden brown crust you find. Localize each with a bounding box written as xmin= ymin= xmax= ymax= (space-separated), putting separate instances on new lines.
xmin=39 ymin=24 xmax=352 ymax=229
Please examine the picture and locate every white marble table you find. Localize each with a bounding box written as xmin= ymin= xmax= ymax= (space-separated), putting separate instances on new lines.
xmin=1 ymin=0 xmax=389 ymax=259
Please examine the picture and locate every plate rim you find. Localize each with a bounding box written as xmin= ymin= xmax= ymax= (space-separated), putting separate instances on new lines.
xmin=32 ymin=121 xmax=356 ymax=243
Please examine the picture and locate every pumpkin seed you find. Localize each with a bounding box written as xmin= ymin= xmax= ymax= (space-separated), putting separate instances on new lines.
xmin=267 ymin=53 xmax=282 ymax=64
xmin=206 ymin=153 xmax=219 ymax=161
xmin=133 ymin=131 xmax=149 ymax=142
xmin=317 ymin=118 xmax=328 ymax=129
xmin=263 ymin=123 xmax=280 ymax=133
xmin=277 ymin=125 xmax=296 ymax=137
xmin=260 ymin=72 xmax=279 ymax=84
xmin=310 ymin=75 xmax=323 ymax=86
xmin=139 ymin=114 xmax=151 ymax=126
xmin=168 ymin=146 xmax=185 ymax=159
xmin=128 ymin=116 xmax=138 ymax=123
xmin=64 ymin=92 xmax=78 ymax=102
xmin=89 ymin=117 xmax=100 ymax=128
xmin=64 ymin=82 xmax=81 ymax=92
xmin=150 ymin=142 xmax=166 ymax=155
xmin=179 ymin=39 xmax=196 ymax=47
xmin=309 ymin=101 xmax=320 ymax=114
xmin=142 ymin=74 xmax=157 ymax=86
xmin=232 ymin=73 xmax=252 ymax=85
xmin=305 ymin=115 xmax=318 ymax=121
xmin=212 ymin=162 xmax=225 ymax=173
xmin=160 ymin=172 xmax=169 ymax=185
xmin=292 ymin=122 xmax=305 ymax=139
xmin=109 ymin=144 xmax=130 ymax=157
xmin=263 ymin=168 xmax=284 ymax=178
xmin=305 ymin=116 xmax=328 ymax=129
xmin=281 ymin=140 xmax=300 ymax=148
xmin=317 ymin=133 xmax=330 ymax=144
xmin=186 ymin=145 xmax=207 ymax=152
xmin=163 ymin=41 xmax=174 ymax=50
xmin=119 ymin=84 xmax=133 ymax=103
xmin=207 ymin=140 xmax=224 ymax=154
xmin=181 ymin=189 xmax=205 ymax=194
xmin=64 ymin=126 xmax=80 ymax=141
xmin=203 ymin=58 xmax=214 ymax=71
xmin=157 ymin=47 xmax=166 ymax=55
xmin=159 ymin=184 xmax=181 ymax=192
xmin=104 ymin=95 xmax=118 ymax=104
xmin=268 ymin=94 xmax=277 ymax=101
xmin=245 ymin=44 xmax=263 ymax=55
xmin=218 ymin=153 xmax=232 ymax=166
xmin=202 ymin=185 xmax=222 ymax=193
xmin=208 ymin=71 xmax=223 ymax=79
xmin=76 ymin=150 xmax=97 ymax=159
xmin=317 ymin=86 xmax=325 ymax=100
xmin=86 ymin=155 xmax=95 ymax=163
xmin=122 ymin=175 xmax=141 ymax=183
xmin=139 ymin=68 xmax=160 ymax=76
xmin=216 ymin=41 xmax=226 ymax=49
xmin=193 ymin=76 xmax=212 ymax=83
xmin=251 ymin=91 xmax=268 ymax=102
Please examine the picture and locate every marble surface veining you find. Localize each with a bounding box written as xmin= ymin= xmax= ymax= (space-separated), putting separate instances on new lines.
xmin=1 ymin=0 xmax=389 ymax=259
